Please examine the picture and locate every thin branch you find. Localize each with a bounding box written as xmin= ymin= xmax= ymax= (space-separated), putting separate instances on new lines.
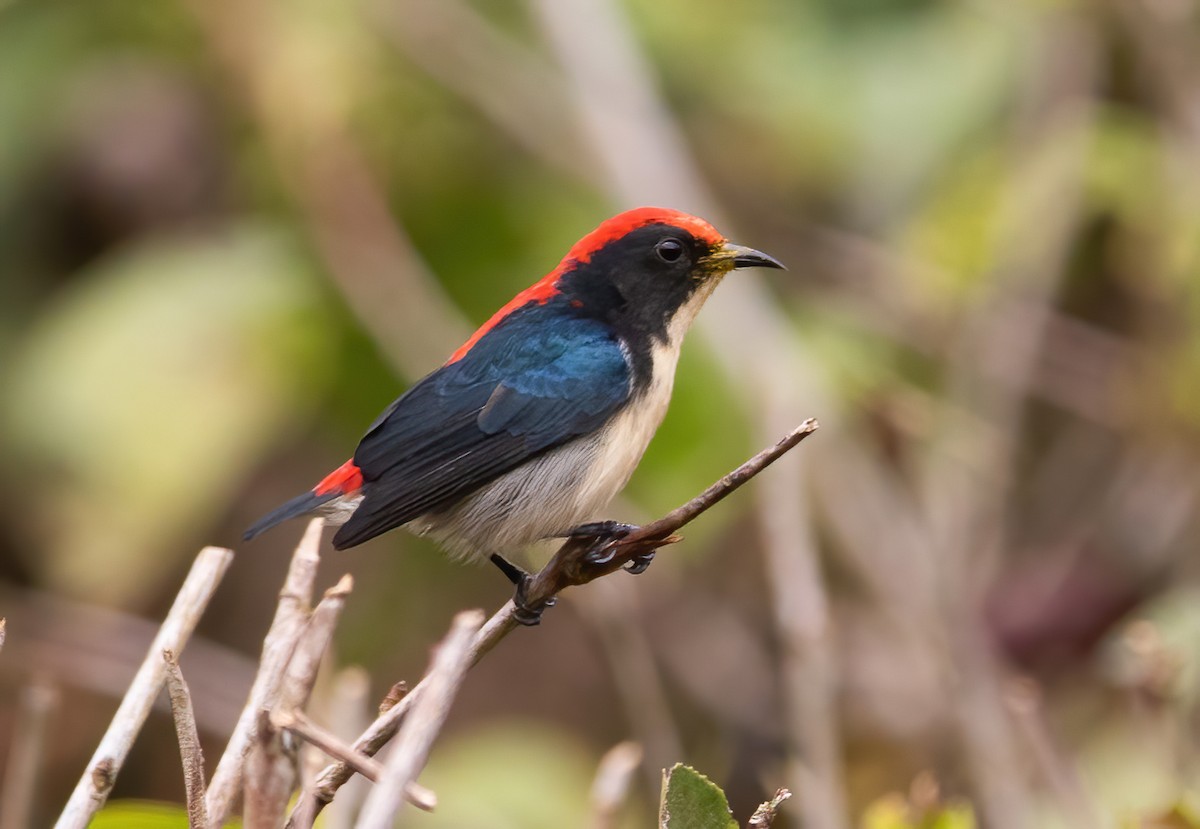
xmin=55 ymin=546 xmax=235 ymax=829
xmin=0 ymin=679 xmax=59 ymax=829
xmin=206 ymin=518 xmax=323 ymax=827
xmin=271 ymin=709 xmax=436 ymax=811
xmin=355 ymin=610 xmax=484 ymax=829
xmin=286 ymin=420 xmax=818 ymax=825
xmin=163 ymin=650 xmax=208 ymax=829
xmin=519 ymin=418 xmax=819 ymax=611
xmin=246 ymin=574 xmax=354 ymax=829
xmin=588 ymin=741 xmax=642 ymax=829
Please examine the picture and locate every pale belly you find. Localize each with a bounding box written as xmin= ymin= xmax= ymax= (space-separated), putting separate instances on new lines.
xmin=407 ymin=385 xmax=672 ymax=560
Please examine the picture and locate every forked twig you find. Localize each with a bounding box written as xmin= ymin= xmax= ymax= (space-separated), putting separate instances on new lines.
xmin=206 ymin=519 xmax=323 ymax=827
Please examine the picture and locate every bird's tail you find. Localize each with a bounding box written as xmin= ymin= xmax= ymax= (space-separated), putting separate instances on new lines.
xmin=243 ymin=490 xmax=338 ymax=541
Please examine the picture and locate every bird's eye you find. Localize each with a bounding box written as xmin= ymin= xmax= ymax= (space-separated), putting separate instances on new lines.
xmin=656 ymin=239 xmax=684 ymax=263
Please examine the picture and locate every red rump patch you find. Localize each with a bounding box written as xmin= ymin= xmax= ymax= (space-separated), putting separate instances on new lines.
xmin=315 ymin=459 xmax=364 ymax=496
xmin=447 ymin=207 xmax=724 ymax=364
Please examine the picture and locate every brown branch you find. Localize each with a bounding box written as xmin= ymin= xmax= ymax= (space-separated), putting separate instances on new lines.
xmin=205 ymin=519 xmax=323 ymax=826
xmin=271 ymin=709 xmax=436 ymax=811
xmin=355 ymin=610 xmax=484 ymax=829
xmin=55 ymin=546 xmax=235 ymax=829
xmin=286 ymin=419 xmax=818 ymax=825
xmin=518 ymin=418 xmax=819 ymax=614
xmin=163 ymin=650 xmax=208 ymax=829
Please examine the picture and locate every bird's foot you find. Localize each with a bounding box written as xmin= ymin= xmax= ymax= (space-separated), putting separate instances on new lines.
xmin=491 ymin=554 xmax=555 ymax=626
xmin=567 ymin=521 xmax=654 ymax=574
xmin=569 ymin=520 xmax=639 ymax=541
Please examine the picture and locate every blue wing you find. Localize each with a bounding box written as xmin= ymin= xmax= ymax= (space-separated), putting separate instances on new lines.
xmin=331 ymin=308 xmax=631 ymax=549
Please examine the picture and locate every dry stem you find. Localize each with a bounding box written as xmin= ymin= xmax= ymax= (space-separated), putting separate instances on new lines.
xmin=163 ymin=650 xmax=208 ymax=829
xmin=55 ymin=546 xmax=234 ymax=829
xmin=205 ymin=518 xmax=322 ymax=826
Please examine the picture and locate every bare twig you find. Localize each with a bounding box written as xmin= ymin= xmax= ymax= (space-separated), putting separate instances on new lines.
xmin=55 ymin=546 xmax=234 ymax=829
xmin=0 ymin=679 xmax=59 ymax=829
xmin=273 ymin=710 xmax=384 ymax=783
xmin=206 ymin=518 xmax=323 ymax=827
xmin=272 ymin=709 xmax=437 ymax=811
xmin=163 ymin=650 xmax=208 ymax=829
xmin=246 ymin=574 xmax=354 ymax=828
xmin=356 ymin=610 xmax=484 ymax=829
xmin=748 ymin=789 xmax=793 ymax=828
xmin=588 ymin=741 xmax=642 ymax=829
xmin=520 ymin=418 xmax=820 ymax=610
xmin=286 ymin=420 xmax=818 ymax=824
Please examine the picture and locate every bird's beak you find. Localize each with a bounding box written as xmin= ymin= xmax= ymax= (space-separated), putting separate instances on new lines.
xmin=711 ymin=242 xmax=786 ymax=271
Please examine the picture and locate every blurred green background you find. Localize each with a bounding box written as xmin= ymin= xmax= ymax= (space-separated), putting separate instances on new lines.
xmin=2 ymin=0 xmax=1200 ymax=826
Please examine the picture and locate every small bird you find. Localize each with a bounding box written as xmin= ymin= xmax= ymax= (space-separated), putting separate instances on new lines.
xmin=245 ymin=207 xmax=783 ymax=615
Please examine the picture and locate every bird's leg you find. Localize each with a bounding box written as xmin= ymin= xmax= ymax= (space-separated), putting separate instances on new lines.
xmin=488 ymin=553 xmax=527 ymax=586
xmin=489 ymin=553 xmax=555 ymax=626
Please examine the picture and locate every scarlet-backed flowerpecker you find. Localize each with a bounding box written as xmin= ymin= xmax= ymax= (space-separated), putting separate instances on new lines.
xmin=245 ymin=207 xmax=783 ymax=617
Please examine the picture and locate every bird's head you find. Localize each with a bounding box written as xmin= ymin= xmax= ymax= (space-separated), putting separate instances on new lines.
xmin=553 ymin=207 xmax=784 ymax=345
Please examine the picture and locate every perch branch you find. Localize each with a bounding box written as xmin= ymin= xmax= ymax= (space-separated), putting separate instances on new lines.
xmin=205 ymin=518 xmax=323 ymax=827
xmin=55 ymin=546 xmax=234 ymax=829
xmin=355 ymin=610 xmax=484 ymax=829
xmin=286 ymin=419 xmax=818 ymax=825
xmin=163 ymin=650 xmax=208 ymax=829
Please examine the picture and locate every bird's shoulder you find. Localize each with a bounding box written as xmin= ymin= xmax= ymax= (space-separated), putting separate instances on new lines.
xmin=354 ymin=300 xmax=632 ymax=474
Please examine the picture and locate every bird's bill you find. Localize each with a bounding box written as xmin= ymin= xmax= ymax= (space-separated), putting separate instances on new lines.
xmin=707 ymin=242 xmax=786 ymax=271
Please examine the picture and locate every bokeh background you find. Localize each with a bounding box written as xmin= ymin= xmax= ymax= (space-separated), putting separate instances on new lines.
xmin=3 ymin=0 xmax=1200 ymax=826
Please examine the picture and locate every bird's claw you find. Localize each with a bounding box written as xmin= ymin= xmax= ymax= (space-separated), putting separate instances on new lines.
xmin=513 ymin=576 xmax=555 ymax=627
xmin=624 ymin=551 xmax=655 ymax=575
xmin=570 ymin=521 xmax=640 ymax=567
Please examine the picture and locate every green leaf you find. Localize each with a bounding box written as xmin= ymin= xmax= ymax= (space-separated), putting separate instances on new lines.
xmin=659 ymin=764 xmax=738 ymax=829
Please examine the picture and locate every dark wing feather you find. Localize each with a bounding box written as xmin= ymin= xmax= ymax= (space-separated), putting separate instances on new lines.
xmin=331 ymin=310 xmax=630 ymax=549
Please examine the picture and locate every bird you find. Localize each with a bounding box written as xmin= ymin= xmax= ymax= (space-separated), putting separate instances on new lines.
xmin=244 ymin=207 xmax=783 ymax=619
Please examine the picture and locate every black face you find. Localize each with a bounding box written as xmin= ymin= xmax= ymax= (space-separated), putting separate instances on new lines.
xmin=557 ymin=223 xmax=717 ymax=346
